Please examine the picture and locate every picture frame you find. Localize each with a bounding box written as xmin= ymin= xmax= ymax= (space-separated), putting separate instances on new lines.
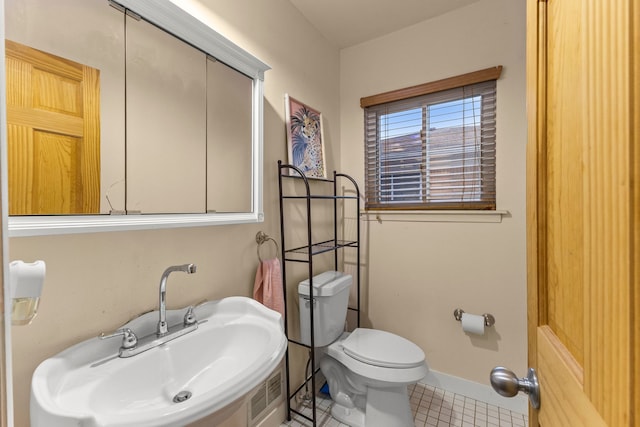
xmin=284 ymin=94 xmax=327 ymax=179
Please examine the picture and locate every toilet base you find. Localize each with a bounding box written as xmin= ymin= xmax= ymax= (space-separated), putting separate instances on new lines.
xmin=330 ymin=385 xmax=414 ymax=427
xmin=331 ymin=403 xmax=365 ymax=427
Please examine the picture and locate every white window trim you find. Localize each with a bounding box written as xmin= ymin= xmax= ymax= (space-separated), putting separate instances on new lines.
xmin=362 ymin=209 xmax=509 ymax=223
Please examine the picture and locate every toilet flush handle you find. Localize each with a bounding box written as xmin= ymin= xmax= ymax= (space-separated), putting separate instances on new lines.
xmin=302 ymin=296 xmax=316 ymax=307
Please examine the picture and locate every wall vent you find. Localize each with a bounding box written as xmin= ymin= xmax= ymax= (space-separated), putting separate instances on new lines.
xmin=267 ymin=371 xmax=282 ymax=403
xmin=249 ymin=369 xmax=283 ymax=425
xmin=250 ymin=384 xmax=268 ymax=420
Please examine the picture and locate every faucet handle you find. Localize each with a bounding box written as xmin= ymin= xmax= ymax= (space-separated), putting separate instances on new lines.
xmin=100 ymin=327 xmax=138 ymax=349
xmin=183 ymin=306 xmax=197 ymax=326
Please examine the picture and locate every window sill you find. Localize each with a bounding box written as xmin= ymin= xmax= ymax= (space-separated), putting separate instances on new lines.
xmin=362 ymin=209 xmax=510 ymax=224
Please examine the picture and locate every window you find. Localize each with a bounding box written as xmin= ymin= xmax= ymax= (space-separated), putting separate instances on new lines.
xmin=362 ymin=67 xmax=501 ymax=210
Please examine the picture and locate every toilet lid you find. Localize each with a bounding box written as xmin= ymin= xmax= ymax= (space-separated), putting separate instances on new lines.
xmin=341 ymin=328 xmax=425 ymax=369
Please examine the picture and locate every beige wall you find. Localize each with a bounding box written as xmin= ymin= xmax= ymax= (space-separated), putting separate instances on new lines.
xmin=339 ymin=0 xmax=527 ymax=384
xmin=7 ymin=0 xmax=340 ymax=425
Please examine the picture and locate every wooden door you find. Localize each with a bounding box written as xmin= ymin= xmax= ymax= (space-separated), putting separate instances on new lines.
xmin=5 ymin=40 xmax=100 ymax=215
xmin=527 ymin=0 xmax=639 ymax=425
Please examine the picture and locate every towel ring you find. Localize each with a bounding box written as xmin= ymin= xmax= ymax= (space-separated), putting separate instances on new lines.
xmin=256 ymin=231 xmax=279 ymax=262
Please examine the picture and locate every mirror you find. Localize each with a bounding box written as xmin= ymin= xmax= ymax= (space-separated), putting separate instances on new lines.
xmin=4 ymin=0 xmax=269 ymax=235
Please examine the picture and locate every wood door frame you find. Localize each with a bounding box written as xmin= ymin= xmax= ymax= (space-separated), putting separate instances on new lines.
xmin=633 ymin=0 xmax=640 ymax=421
xmin=0 ymin=0 xmax=11 ymax=422
xmin=525 ymin=1 xmax=544 ymax=423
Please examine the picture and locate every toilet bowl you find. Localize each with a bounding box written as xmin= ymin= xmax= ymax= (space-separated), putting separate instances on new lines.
xmin=298 ymin=272 xmax=428 ymax=427
xmin=320 ymin=329 xmax=428 ymax=427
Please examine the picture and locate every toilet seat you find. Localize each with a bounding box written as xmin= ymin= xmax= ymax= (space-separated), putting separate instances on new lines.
xmin=341 ymin=328 xmax=425 ymax=369
xmin=325 ymin=329 xmax=428 ymax=386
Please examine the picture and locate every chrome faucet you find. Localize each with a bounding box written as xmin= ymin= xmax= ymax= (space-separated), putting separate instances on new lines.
xmin=100 ymin=263 xmax=198 ymax=358
xmin=158 ymin=264 xmax=197 ymax=336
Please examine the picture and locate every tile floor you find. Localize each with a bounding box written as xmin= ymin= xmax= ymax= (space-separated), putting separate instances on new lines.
xmin=281 ymin=383 xmax=528 ymax=427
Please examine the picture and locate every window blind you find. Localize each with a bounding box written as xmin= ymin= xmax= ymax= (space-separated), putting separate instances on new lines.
xmin=364 ymin=79 xmax=497 ymax=210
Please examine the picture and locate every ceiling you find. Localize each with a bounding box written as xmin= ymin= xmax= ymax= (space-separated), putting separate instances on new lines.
xmin=288 ymin=0 xmax=481 ymax=49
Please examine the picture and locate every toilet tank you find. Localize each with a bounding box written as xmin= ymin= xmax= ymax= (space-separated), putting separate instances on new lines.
xmin=298 ymin=271 xmax=352 ymax=347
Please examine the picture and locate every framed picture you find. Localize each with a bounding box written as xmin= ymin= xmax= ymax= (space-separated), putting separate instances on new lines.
xmin=285 ymin=94 xmax=326 ymax=179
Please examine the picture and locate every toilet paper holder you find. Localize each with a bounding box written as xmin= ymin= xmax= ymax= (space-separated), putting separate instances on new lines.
xmin=453 ymin=309 xmax=495 ymax=327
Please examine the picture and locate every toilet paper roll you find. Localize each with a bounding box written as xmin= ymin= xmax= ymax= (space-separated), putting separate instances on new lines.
xmin=461 ymin=312 xmax=485 ymax=335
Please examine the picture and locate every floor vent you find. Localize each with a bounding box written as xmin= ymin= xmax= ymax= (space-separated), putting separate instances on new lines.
xmin=249 ymin=369 xmax=283 ymax=425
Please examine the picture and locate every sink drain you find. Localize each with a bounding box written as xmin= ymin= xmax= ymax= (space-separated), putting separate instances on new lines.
xmin=173 ymin=390 xmax=192 ymax=403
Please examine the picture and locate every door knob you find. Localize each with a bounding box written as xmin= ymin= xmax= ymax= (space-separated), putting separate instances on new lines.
xmin=490 ymin=367 xmax=540 ymax=409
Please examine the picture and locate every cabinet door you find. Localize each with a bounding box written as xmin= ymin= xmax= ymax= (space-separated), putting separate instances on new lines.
xmin=206 ymin=59 xmax=253 ymax=213
xmin=125 ymin=16 xmax=206 ymax=214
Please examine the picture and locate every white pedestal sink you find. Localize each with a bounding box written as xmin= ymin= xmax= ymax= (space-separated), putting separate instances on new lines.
xmin=31 ymin=297 xmax=287 ymax=427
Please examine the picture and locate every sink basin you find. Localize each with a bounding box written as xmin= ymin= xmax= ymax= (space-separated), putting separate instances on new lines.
xmin=31 ymin=297 xmax=287 ymax=427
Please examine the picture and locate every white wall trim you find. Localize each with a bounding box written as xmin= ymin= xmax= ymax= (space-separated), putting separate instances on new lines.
xmin=0 ymin=0 xmax=15 ymax=423
xmin=8 ymin=212 xmax=265 ymax=237
xmin=420 ymin=369 xmax=528 ymax=414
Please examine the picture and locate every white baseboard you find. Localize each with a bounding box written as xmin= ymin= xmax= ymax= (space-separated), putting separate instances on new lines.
xmin=420 ymin=370 xmax=528 ymax=415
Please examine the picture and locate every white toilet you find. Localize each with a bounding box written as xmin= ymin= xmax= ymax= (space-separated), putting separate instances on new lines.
xmin=298 ymin=271 xmax=428 ymax=427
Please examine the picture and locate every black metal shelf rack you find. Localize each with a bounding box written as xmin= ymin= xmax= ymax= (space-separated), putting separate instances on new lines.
xmin=277 ymin=160 xmax=361 ymax=427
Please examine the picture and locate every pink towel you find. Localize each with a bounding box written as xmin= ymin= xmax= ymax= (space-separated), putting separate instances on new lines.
xmin=253 ymin=258 xmax=285 ymax=319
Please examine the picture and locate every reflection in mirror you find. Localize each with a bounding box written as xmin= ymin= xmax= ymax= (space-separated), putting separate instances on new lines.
xmin=126 ymin=14 xmax=253 ymax=214
xmin=6 ymin=40 xmax=101 ymax=215
xmin=4 ymin=0 xmax=269 ymax=234
xmin=5 ymin=0 xmax=125 ymax=215
xmin=125 ymin=14 xmax=207 ymax=214
xmin=206 ymin=59 xmax=253 ymax=213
